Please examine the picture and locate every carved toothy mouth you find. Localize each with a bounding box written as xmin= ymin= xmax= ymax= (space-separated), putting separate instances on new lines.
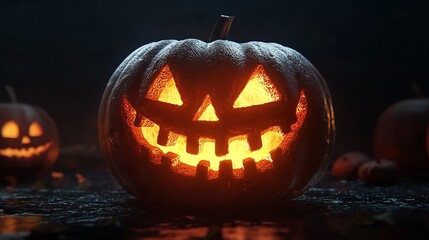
xmin=0 ymin=142 xmax=52 ymax=158
xmin=140 ymin=118 xmax=285 ymax=171
xmin=122 ymin=90 xmax=307 ymax=179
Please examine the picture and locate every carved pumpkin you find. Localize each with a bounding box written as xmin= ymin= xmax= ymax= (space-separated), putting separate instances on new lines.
xmin=99 ymin=16 xmax=335 ymax=207
xmin=373 ymin=99 xmax=429 ymax=175
xmin=0 ymin=86 xmax=60 ymax=179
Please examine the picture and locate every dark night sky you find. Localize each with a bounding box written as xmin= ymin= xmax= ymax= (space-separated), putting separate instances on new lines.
xmin=1 ymin=0 xmax=428 ymax=157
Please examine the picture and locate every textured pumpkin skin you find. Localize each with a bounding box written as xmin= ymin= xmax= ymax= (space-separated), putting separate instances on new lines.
xmin=0 ymin=103 xmax=60 ymax=179
xmin=99 ymin=39 xmax=335 ymax=208
xmin=373 ymin=99 xmax=429 ymax=174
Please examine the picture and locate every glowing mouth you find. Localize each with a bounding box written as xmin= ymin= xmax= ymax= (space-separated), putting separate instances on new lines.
xmin=140 ymin=119 xmax=284 ymax=171
xmin=122 ymin=90 xmax=307 ymax=178
xmin=0 ymin=142 xmax=52 ymax=158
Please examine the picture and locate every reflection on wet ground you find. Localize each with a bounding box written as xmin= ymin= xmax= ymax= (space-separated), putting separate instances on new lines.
xmin=1 ymin=172 xmax=429 ymax=239
xmin=0 ymin=216 xmax=42 ymax=236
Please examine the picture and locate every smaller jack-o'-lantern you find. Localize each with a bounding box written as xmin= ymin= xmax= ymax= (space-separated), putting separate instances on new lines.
xmin=0 ymin=86 xmax=60 ymax=180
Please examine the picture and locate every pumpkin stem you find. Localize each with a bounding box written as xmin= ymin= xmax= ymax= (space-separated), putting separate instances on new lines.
xmin=209 ymin=15 xmax=235 ymax=42
xmin=5 ymin=85 xmax=18 ymax=102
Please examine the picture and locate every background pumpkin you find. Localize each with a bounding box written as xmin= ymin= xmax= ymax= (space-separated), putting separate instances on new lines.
xmin=373 ymin=98 xmax=429 ymax=175
xmin=98 ymin=16 xmax=335 ymax=208
xmin=0 ymin=86 xmax=60 ymax=180
xmin=331 ymin=152 xmax=373 ymax=179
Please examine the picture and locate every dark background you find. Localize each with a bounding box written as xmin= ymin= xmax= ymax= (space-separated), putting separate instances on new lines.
xmin=1 ymin=0 xmax=428 ymax=158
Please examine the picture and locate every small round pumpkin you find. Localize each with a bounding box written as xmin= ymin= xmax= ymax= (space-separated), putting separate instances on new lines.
xmin=0 ymin=86 xmax=60 ymax=179
xmin=373 ymin=98 xmax=429 ymax=175
xmin=358 ymin=159 xmax=397 ymax=186
xmin=98 ymin=16 xmax=335 ymax=207
xmin=331 ymin=152 xmax=373 ymax=180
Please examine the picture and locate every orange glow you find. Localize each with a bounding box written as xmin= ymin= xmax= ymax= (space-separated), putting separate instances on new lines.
xmin=0 ymin=142 xmax=52 ymax=158
xmin=51 ymin=171 xmax=64 ymax=178
xmin=193 ymin=95 xmax=219 ymax=121
xmin=145 ymin=65 xmax=183 ymax=106
xmin=1 ymin=121 xmax=19 ymax=138
xmin=123 ymin=89 xmax=308 ymax=179
xmin=29 ymin=122 xmax=43 ymax=137
xmin=233 ymin=65 xmax=281 ymax=108
xmin=21 ymin=136 xmax=30 ymax=144
xmin=293 ymin=91 xmax=307 ymax=130
xmin=0 ymin=216 xmax=42 ymax=234
xmin=75 ymin=173 xmax=86 ymax=184
xmin=141 ymin=121 xmax=283 ymax=171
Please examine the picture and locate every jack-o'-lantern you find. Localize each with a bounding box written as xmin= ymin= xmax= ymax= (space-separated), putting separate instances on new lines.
xmin=99 ymin=16 xmax=335 ymax=207
xmin=0 ymin=86 xmax=60 ymax=180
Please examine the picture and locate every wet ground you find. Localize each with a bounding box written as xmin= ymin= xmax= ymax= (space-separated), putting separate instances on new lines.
xmin=1 ymin=157 xmax=429 ymax=239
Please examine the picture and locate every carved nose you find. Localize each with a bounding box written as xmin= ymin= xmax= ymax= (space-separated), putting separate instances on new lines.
xmin=21 ymin=136 xmax=31 ymax=144
xmin=193 ymin=95 xmax=219 ymax=122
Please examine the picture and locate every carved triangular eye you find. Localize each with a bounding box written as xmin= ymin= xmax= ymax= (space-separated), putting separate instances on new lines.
xmin=146 ymin=65 xmax=183 ymax=106
xmin=233 ymin=65 xmax=281 ymax=108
